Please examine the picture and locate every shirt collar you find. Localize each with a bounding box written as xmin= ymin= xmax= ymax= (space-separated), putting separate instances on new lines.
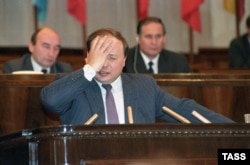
xmin=31 ymin=56 xmax=50 ymax=73
xmin=140 ymin=50 xmax=159 ymax=73
xmin=140 ymin=51 xmax=159 ymax=64
xmin=96 ymin=76 xmax=122 ymax=93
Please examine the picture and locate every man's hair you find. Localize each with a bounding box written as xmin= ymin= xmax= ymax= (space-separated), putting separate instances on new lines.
xmin=30 ymin=28 xmax=43 ymax=45
xmin=136 ymin=16 xmax=166 ymax=35
xmin=86 ymin=28 xmax=129 ymax=57
xmin=246 ymin=15 xmax=250 ymax=28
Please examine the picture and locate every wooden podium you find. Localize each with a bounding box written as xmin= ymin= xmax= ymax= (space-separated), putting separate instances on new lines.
xmin=0 ymin=124 xmax=250 ymax=165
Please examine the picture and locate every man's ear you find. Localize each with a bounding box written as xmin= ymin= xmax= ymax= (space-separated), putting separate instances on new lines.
xmin=135 ymin=36 xmax=139 ymax=43
xmin=28 ymin=41 xmax=34 ymax=53
xmin=85 ymin=52 xmax=89 ymax=64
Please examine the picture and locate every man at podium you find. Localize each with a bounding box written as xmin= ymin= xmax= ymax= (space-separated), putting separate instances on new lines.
xmin=40 ymin=28 xmax=234 ymax=125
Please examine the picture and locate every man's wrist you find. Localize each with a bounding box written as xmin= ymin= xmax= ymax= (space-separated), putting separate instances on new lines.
xmin=83 ymin=64 xmax=96 ymax=81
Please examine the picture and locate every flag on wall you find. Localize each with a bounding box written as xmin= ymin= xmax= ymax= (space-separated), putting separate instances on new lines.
xmin=223 ymin=0 xmax=235 ymax=13
xmin=137 ymin=0 xmax=149 ymax=20
xmin=67 ymin=0 xmax=87 ymax=25
xmin=223 ymin=0 xmax=245 ymax=21
xmin=33 ymin=0 xmax=48 ymax=22
xmin=181 ymin=0 xmax=204 ymax=33
xmin=237 ymin=0 xmax=245 ymax=21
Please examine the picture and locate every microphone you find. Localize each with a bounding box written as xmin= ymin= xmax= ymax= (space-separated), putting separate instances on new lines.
xmin=84 ymin=113 xmax=98 ymax=125
xmin=127 ymin=106 xmax=134 ymax=124
xmin=162 ymin=106 xmax=191 ymax=123
xmin=191 ymin=110 xmax=211 ymax=123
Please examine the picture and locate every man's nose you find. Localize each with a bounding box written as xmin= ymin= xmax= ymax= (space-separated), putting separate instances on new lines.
xmin=151 ymin=37 xmax=158 ymax=44
xmin=103 ymin=59 xmax=110 ymax=67
xmin=48 ymin=48 xmax=57 ymax=56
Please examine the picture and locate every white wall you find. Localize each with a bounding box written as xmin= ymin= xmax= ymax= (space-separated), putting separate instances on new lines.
xmin=0 ymin=0 xmax=249 ymax=53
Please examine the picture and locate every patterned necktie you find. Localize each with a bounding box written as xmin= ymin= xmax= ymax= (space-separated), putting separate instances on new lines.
xmin=41 ymin=69 xmax=47 ymax=74
xmin=102 ymin=84 xmax=119 ymax=124
xmin=148 ymin=61 xmax=154 ymax=73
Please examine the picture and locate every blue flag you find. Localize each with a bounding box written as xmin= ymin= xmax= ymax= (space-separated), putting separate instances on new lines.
xmin=33 ymin=0 xmax=48 ymax=22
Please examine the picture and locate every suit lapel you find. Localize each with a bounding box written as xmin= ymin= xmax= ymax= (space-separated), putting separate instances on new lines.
xmin=121 ymin=74 xmax=138 ymax=123
xmin=85 ymin=81 xmax=106 ymax=124
xmin=136 ymin=52 xmax=149 ymax=73
xmin=158 ymin=51 xmax=173 ymax=73
xmin=50 ymin=64 xmax=56 ymax=73
xmin=23 ymin=55 xmax=35 ymax=70
xmin=242 ymin=35 xmax=250 ymax=58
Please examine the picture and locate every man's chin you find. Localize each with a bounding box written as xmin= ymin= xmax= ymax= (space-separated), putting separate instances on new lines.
xmin=95 ymin=75 xmax=111 ymax=84
xmin=146 ymin=51 xmax=159 ymax=57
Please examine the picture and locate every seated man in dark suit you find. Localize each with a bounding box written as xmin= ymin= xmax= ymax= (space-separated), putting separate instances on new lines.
xmin=123 ymin=16 xmax=192 ymax=73
xmin=229 ymin=15 xmax=250 ymax=68
xmin=3 ymin=27 xmax=72 ymax=74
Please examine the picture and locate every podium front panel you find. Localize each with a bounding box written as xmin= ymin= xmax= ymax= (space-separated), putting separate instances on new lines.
xmin=1 ymin=124 xmax=250 ymax=165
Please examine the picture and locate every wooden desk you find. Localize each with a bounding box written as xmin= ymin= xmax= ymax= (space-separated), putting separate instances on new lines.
xmin=190 ymin=47 xmax=229 ymax=71
xmin=0 ymin=124 xmax=249 ymax=165
xmin=0 ymin=74 xmax=58 ymax=135
xmin=0 ymin=73 xmax=250 ymax=135
xmin=154 ymin=73 xmax=250 ymax=123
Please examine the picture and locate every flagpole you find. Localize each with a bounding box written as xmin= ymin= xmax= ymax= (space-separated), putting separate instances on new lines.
xmin=33 ymin=5 xmax=38 ymax=31
xmin=235 ymin=0 xmax=240 ymax=37
xmin=82 ymin=25 xmax=87 ymax=62
xmin=188 ymin=27 xmax=194 ymax=64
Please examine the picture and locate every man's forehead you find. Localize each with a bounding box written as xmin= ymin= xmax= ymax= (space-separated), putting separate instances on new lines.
xmin=141 ymin=25 xmax=164 ymax=34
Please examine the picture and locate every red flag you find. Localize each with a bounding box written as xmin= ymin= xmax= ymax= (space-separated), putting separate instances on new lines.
xmin=67 ymin=0 xmax=86 ymax=25
xmin=236 ymin=0 xmax=245 ymax=21
xmin=181 ymin=0 xmax=204 ymax=33
xmin=137 ymin=0 xmax=149 ymax=20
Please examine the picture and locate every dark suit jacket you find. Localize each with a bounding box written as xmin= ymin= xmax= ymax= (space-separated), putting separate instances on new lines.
xmin=40 ymin=69 xmax=234 ymax=125
xmin=229 ymin=33 xmax=250 ymax=68
xmin=3 ymin=54 xmax=72 ymax=73
xmin=123 ymin=46 xmax=192 ymax=73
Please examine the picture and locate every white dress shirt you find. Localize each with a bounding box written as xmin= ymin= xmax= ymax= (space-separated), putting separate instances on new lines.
xmin=31 ymin=56 xmax=50 ymax=73
xmin=83 ymin=65 xmax=125 ymax=124
xmin=140 ymin=51 xmax=160 ymax=73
